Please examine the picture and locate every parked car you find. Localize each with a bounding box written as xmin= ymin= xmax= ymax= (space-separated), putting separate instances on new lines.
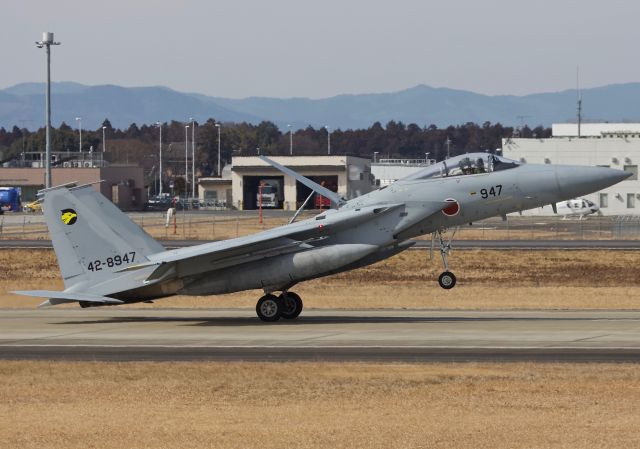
xmin=23 ymin=200 xmax=42 ymax=213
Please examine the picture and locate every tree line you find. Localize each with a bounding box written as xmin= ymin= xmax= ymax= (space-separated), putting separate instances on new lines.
xmin=0 ymin=119 xmax=551 ymax=176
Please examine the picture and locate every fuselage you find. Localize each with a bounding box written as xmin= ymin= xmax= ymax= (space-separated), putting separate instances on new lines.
xmin=169 ymin=153 xmax=629 ymax=298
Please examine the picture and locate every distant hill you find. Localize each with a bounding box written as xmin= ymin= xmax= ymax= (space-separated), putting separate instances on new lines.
xmin=2 ymin=82 xmax=640 ymax=130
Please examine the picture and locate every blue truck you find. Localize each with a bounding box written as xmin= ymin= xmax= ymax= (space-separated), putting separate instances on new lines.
xmin=0 ymin=187 xmax=21 ymax=214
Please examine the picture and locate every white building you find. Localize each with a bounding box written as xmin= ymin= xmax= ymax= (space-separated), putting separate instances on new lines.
xmin=371 ymin=158 xmax=435 ymax=186
xmin=502 ymin=123 xmax=639 ymax=215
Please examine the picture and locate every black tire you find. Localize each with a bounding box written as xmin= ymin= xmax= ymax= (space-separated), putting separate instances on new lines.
xmin=256 ymin=294 xmax=281 ymax=322
xmin=279 ymin=292 xmax=303 ymax=319
xmin=438 ymin=271 xmax=457 ymax=289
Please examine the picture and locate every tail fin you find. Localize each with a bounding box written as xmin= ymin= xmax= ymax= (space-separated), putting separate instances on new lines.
xmin=40 ymin=183 xmax=165 ymax=290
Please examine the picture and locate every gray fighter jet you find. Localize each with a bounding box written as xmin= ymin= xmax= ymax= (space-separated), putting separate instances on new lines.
xmin=14 ymin=153 xmax=630 ymax=321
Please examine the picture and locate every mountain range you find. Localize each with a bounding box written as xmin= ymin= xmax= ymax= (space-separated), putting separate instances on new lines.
xmin=2 ymin=81 xmax=640 ymax=130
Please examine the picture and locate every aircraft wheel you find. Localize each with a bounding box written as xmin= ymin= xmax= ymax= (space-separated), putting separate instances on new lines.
xmin=256 ymin=294 xmax=282 ymax=322
xmin=438 ymin=271 xmax=456 ymax=289
xmin=279 ymin=292 xmax=303 ymax=319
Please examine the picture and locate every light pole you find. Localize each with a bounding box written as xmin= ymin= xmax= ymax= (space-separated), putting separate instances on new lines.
xmin=185 ymin=125 xmax=190 ymax=199
xmin=102 ymin=126 xmax=107 ymax=153
xmin=215 ymin=123 xmax=221 ymax=176
xmin=35 ymin=32 xmax=60 ymax=189
xmin=287 ymin=124 xmax=293 ymax=155
xmin=156 ymin=122 xmax=163 ymax=196
xmin=190 ymin=118 xmax=196 ymax=198
xmin=75 ymin=117 xmax=82 ymax=152
xmin=325 ymin=125 xmax=331 ymax=155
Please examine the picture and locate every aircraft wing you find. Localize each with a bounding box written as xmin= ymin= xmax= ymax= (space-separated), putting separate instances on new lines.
xmin=123 ymin=203 xmax=404 ymax=284
xmin=259 ymin=155 xmax=346 ymax=207
xmin=11 ymin=290 xmax=124 ymax=308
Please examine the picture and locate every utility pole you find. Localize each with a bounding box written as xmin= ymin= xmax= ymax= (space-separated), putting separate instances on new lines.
xmin=75 ymin=117 xmax=82 ymax=152
xmin=445 ymin=137 xmax=452 ymax=159
xmin=190 ymin=118 xmax=196 ymax=198
xmin=325 ymin=125 xmax=331 ymax=155
xmin=35 ymin=32 xmax=60 ymax=188
xmin=215 ymin=123 xmax=221 ymax=176
xmin=577 ymin=66 xmax=582 ymax=138
xmin=185 ymin=125 xmax=189 ymax=199
xmin=156 ymin=122 xmax=162 ymax=195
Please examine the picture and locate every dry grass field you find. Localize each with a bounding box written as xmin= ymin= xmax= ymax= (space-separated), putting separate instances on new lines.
xmin=1 ymin=248 xmax=639 ymax=309
xmin=1 ymin=361 xmax=639 ymax=449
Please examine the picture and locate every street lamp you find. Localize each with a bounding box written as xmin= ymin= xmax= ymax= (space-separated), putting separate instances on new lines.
xmin=102 ymin=126 xmax=107 ymax=153
xmin=287 ymin=124 xmax=293 ymax=155
xmin=325 ymin=125 xmax=331 ymax=155
xmin=185 ymin=124 xmax=190 ymax=199
xmin=35 ymin=32 xmax=60 ymax=188
xmin=156 ymin=122 xmax=163 ymax=196
xmin=190 ymin=117 xmax=196 ymax=198
xmin=75 ymin=117 xmax=82 ymax=152
xmin=215 ymin=123 xmax=221 ymax=177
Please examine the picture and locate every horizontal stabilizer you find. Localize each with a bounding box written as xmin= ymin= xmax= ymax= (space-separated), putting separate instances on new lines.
xmin=259 ymin=155 xmax=346 ymax=207
xmin=12 ymin=290 xmax=124 ymax=308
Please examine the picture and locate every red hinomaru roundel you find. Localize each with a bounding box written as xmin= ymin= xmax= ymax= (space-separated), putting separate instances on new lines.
xmin=441 ymin=198 xmax=460 ymax=217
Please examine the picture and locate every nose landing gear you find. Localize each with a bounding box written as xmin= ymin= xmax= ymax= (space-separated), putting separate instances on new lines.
xmin=255 ymin=291 xmax=304 ymax=322
xmin=432 ymin=228 xmax=457 ymax=289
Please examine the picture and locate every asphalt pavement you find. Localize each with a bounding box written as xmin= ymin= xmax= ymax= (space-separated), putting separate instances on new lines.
xmin=2 ymin=309 xmax=640 ymax=362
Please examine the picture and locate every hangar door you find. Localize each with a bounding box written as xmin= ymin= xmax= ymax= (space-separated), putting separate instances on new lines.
xmin=242 ymin=175 xmax=284 ymax=210
xmin=296 ymin=175 xmax=338 ymax=209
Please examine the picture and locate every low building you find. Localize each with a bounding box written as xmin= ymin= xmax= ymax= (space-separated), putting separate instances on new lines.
xmin=0 ymin=151 xmax=146 ymax=210
xmin=502 ymin=123 xmax=639 ymax=215
xmin=230 ymin=155 xmax=373 ymax=210
xmin=198 ymin=165 xmax=233 ymax=208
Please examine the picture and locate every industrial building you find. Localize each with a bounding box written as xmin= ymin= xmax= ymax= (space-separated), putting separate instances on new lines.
xmin=0 ymin=151 xmax=146 ymax=209
xmin=198 ymin=155 xmax=373 ymax=210
xmin=502 ymin=123 xmax=639 ymax=215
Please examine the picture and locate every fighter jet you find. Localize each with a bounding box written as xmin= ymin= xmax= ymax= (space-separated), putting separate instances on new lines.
xmin=14 ymin=153 xmax=630 ymax=321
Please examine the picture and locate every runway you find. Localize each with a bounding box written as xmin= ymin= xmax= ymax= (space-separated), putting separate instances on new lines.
xmin=2 ymin=309 xmax=640 ymax=362
xmin=1 ymin=239 xmax=640 ymax=250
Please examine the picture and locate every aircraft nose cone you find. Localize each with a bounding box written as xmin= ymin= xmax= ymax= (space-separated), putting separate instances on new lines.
xmin=556 ymin=166 xmax=631 ymax=198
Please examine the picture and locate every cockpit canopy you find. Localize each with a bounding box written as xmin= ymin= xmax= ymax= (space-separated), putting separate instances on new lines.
xmin=402 ymin=153 xmax=520 ymax=181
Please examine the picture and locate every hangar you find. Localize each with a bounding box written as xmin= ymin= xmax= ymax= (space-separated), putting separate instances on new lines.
xmin=228 ymin=155 xmax=373 ymax=210
xmin=502 ymin=123 xmax=639 ymax=215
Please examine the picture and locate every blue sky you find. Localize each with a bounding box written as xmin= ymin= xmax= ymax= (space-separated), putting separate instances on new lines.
xmin=3 ymin=0 xmax=640 ymax=98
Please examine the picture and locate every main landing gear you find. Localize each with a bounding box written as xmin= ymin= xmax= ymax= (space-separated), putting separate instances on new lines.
xmin=432 ymin=229 xmax=457 ymax=289
xmin=255 ymin=291 xmax=304 ymax=322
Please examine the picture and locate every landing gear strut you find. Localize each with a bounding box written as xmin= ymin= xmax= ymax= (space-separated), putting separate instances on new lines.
xmin=433 ymin=229 xmax=457 ymax=289
xmin=255 ymin=291 xmax=304 ymax=322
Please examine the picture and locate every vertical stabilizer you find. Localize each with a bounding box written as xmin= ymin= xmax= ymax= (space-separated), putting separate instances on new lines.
xmin=40 ymin=184 xmax=165 ymax=289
